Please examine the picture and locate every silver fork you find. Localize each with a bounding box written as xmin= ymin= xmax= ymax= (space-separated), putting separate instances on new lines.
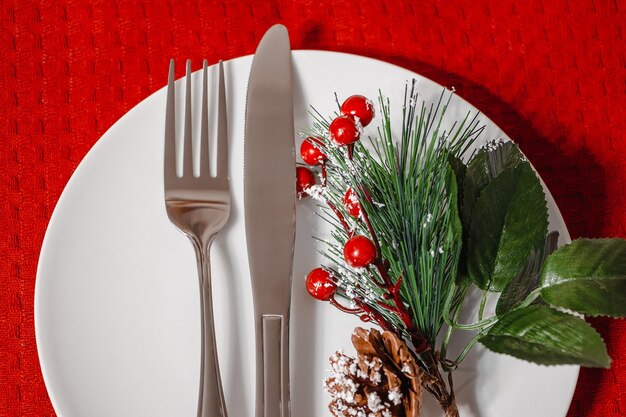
xmin=164 ymin=59 xmax=230 ymax=417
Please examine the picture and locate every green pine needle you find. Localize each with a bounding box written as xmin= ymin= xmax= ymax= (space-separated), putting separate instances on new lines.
xmin=307 ymin=81 xmax=484 ymax=347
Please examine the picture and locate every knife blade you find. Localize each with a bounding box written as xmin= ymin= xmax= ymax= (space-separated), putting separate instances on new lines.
xmin=244 ymin=24 xmax=295 ymax=417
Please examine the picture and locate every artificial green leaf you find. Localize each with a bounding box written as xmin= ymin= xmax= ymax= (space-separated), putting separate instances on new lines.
xmin=445 ymin=162 xmax=463 ymax=246
xmin=540 ymin=238 xmax=626 ymax=317
xmin=496 ymin=232 xmax=559 ymax=315
xmin=447 ymin=154 xmax=469 ymax=284
xmin=447 ymin=154 xmax=467 ymax=211
xmin=460 ymin=140 xmax=526 ymax=286
xmin=461 ymin=140 xmax=525 ymax=229
xmin=467 ymin=162 xmax=548 ymax=291
xmin=480 ymin=305 xmax=610 ymax=367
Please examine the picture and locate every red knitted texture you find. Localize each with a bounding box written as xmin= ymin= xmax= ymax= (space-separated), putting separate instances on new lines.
xmin=1 ymin=1 xmax=624 ymax=416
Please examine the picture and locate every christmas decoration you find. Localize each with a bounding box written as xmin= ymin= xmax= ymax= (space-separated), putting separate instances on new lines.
xmin=306 ymin=267 xmax=337 ymax=301
xmin=300 ymin=136 xmax=327 ymax=165
xmin=325 ymin=327 xmax=422 ymax=417
xmin=340 ymin=95 xmax=375 ymax=127
xmin=342 ymin=188 xmax=362 ymax=218
xmin=299 ymin=83 xmax=626 ymax=416
xmin=329 ymin=115 xmax=362 ymax=146
xmin=296 ymin=166 xmax=316 ymax=199
xmin=344 ymin=235 xmax=377 ymax=268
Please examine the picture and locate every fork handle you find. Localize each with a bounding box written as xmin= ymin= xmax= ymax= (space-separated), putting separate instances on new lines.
xmin=196 ymin=246 xmax=228 ymax=417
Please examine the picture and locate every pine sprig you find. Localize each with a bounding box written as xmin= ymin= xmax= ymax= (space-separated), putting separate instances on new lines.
xmin=306 ymin=82 xmax=626 ymax=417
xmin=355 ymin=85 xmax=482 ymax=345
xmin=307 ymin=81 xmax=483 ymax=348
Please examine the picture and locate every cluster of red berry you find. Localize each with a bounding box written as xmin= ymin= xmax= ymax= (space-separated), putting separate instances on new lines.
xmin=296 ymin=95 xmax=375 ymax=197
xmin=295 ymin=95 xmax=379 ymax=302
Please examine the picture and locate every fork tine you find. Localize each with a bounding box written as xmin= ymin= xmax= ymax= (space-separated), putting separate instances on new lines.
xmin=164 ymin=59 xmax=176 ymax=183
xmin=216 ymin=60 xmax=228 ymax=179
xmin=200 ymin=60 xmax=210 ymax=178
xmin=183 ymin=59 xmax=193 ymax=178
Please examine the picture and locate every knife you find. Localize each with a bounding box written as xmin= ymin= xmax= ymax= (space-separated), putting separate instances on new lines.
xmin=244 ymin=25 xmax=295 ymax=417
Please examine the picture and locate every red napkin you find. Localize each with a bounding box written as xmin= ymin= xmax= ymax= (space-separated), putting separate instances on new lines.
xmin=1 ymin=1 xmax=624 ymax=416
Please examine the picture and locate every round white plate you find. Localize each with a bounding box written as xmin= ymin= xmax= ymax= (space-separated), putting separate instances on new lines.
xmin=35 ymin=51 xmax=578 ymax=417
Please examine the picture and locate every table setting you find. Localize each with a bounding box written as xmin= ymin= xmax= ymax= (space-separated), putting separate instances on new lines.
xmin=2 ymin=2 xmax=626 ymax=417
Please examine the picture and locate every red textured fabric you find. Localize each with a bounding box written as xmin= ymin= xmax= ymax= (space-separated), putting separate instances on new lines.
xmin=1 ymin=0 xmax=624 ymax=416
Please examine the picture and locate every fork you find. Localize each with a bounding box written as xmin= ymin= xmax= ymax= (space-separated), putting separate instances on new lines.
xmin=164 ymin=59 xmax=230 ymax=417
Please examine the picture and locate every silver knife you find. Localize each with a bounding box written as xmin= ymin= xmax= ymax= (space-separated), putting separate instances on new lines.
xmin=244 ymin=25 xmax=295 ymax=417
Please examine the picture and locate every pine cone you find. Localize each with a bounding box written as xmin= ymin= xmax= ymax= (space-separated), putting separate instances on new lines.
xmin=324 ymin=327 xmax=423 ymax=417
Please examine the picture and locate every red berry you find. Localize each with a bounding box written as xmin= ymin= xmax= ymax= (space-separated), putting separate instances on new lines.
xmin=344 ymin=235 xmax=377 ymax=268
xmin=306 ymin=268 xmax=337 ymax=301
xmin=342 ymin=188 xmax=362 ymax=218
xmin=296 ymin=166 xmax=316 ymax=199
xmin=300 ymin=137 xmax=327 ymax=165
xmin=329 ymin=115 xmax=361 ymax=146
xmin=341 ymin=95 xmax=375 ymax=127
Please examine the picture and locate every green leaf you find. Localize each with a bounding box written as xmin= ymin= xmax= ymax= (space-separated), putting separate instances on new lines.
xmin=496 ymin=232 xmax=559 ymax=315
xmin=460 ymin=140 xmax=526 ymax=286
xmin=447 ymin=154 xmax=467 ymax=211
xmin=462 ymin=140 xmax=525 ymax=229
xmin=447 ymin=155 xmax=469 ymax=284
xmin=540 ymin=238 xmax=626 ymax=317
xmin=480 ymin=305 xmax=610 ymax=368
xmin=445 ymin=162 xmax=463 ymax=245
xmin=467 ymin=162 xmax=548 ymax=291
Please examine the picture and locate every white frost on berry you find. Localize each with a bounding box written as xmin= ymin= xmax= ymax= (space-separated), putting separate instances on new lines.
xmin=347 ymin=189 xmax=360 ymax=204
xmin=306 ymin=184 xmax=326 ymax=202
xmin=353 ymin=117 xmax=364 ymax=136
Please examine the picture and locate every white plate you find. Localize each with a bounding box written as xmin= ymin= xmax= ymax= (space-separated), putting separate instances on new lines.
xmin=35 ymin=51 xmax=578 ymax=417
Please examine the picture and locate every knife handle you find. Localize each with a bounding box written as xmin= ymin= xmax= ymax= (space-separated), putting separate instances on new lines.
xmin=256 ymin=315 xmax=290 ymax=417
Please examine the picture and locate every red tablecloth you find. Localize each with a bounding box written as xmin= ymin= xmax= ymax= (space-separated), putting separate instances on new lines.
xmin=1 ymin=1 xmax=625 ymax=416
